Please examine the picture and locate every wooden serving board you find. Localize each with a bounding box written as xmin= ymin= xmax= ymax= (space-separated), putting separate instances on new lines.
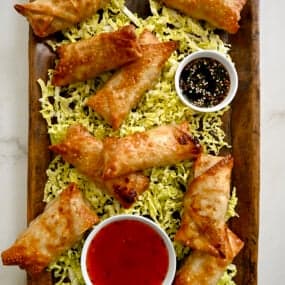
xmin=27 ymin=0 xmax=259 ymax=284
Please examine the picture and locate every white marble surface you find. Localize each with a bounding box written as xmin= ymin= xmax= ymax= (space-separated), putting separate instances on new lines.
xmin=0 ymin=0 xmax=284 ymax=284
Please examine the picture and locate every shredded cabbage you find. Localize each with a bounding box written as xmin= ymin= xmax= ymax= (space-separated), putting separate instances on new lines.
xmin=226 ymin=187 xmax=239 ymax=221
xmin=218 ymin=264 xmax=238 ymax=285
xmin=39 ymin=0 xmax=238 ymax=284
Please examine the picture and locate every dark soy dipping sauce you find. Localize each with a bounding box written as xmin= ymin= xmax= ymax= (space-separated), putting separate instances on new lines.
xmin=86 ymin=219 xmax=169 ymax=285
xmin=179 ymin=57 xmax=230 ymax=107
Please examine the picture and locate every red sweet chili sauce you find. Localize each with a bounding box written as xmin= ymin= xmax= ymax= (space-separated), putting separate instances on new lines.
xmin=86 ymin=219 xmax=169 ymax=285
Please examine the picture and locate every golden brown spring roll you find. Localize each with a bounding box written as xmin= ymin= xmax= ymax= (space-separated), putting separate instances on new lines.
xmin=14 ymin=0 xmax=109 ymax=38
xmin=193 ymin=153 xmax=225 ymax=178
xmin=86 ymin=30 xmax=177 ymax=129
xmin=136 ymin=29 xmax=160 ymax=45
xmin=174 ymin=227 xmax=244 ymax=285
xmin=49 ymin=125 xmax=149 ymax=208
xmin=102 ymin=122 xmax=201 ymax=179
xmin=175 ymin=154 xmax=233 ymax=258
xmin=1 ymin=183 xmax=99 ymax=276
xmin=52 ymin=25 xmax=142 ymax=86
xmin=162 ymin=0 xmax=247 ymax=34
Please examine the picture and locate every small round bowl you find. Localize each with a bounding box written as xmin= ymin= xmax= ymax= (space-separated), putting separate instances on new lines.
xmin=175 ymin=50 xmax=238 ymax=112
xmin=81 ymin=214 xmax=176 ymax=285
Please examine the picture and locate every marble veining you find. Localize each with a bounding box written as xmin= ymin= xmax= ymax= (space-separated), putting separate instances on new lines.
xmin=0 ymin=137 xmax=27 ymax=158
xmin=268 ymin=110 xmax=285 ymax=124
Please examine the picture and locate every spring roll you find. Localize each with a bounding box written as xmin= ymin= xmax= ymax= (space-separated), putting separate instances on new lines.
xmin=193 ymin=153 xmax=225 ymax=178
xmin=86 ymin=30 xmax=177 ymax=129
xmin=14 ymin=0 xmax=109 ymax=38
xmin=174 ymin=228 xmax=244 ymax=285
xmin=162 ymin=0 xmax=247 ymax=34
xmin=1 ymin=183 xmax=99 ymax=276
xmin=52 ymin=25 xmax=142 ymax=86
xmin=102 ymin=122 xmax=201 ymax=179
xmin=49 ymin=124 xmax=149 ymax=208
xmin=175 ymin=154 xmax=234 ymax=258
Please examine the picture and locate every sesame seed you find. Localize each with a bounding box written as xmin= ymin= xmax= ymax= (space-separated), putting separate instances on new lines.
xmin=179 ymin=57 xmax=230 ymax=107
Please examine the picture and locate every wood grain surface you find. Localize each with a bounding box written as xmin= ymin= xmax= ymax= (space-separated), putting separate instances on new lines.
xmin=27 ymin=1 xmax=259 ymax=284
xmin=229 ymin=0 xmax=260 ymax=284
xmin=27 ymin=30 xmax=53 ymax=285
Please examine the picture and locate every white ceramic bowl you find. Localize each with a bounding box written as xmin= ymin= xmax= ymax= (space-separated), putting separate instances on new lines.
xmin=81 ymin=214 xmax=176 ymax=285
xmin=175 ymin=50 xmax=238 ymax=112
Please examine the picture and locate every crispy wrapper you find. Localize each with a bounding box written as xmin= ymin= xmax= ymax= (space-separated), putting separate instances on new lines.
xmin=52 ymin=25 xmax=142 ymax=86
xmin=174 ymin=227 xmax=244 ymax=285
xmin=175 ymin=154 xmax=234 ymax=258
xmin=102 ymin=122 xmax=201 ymax=179
xmin=87 ymin=30 xmax=177 ymax=129
xmin=14 ymin=0 xmax=109 ymax=37
xmin=162 ymin=0 xmax=247 ymax=34
xmin=1 ymin=183 xmax=99 ymax=275
xmin=49 ymin=124 xmax=149 ymax=208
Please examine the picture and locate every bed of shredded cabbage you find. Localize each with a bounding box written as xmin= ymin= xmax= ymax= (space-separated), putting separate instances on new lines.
xmin=39 ymin=0 xmax=239 ymax=284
